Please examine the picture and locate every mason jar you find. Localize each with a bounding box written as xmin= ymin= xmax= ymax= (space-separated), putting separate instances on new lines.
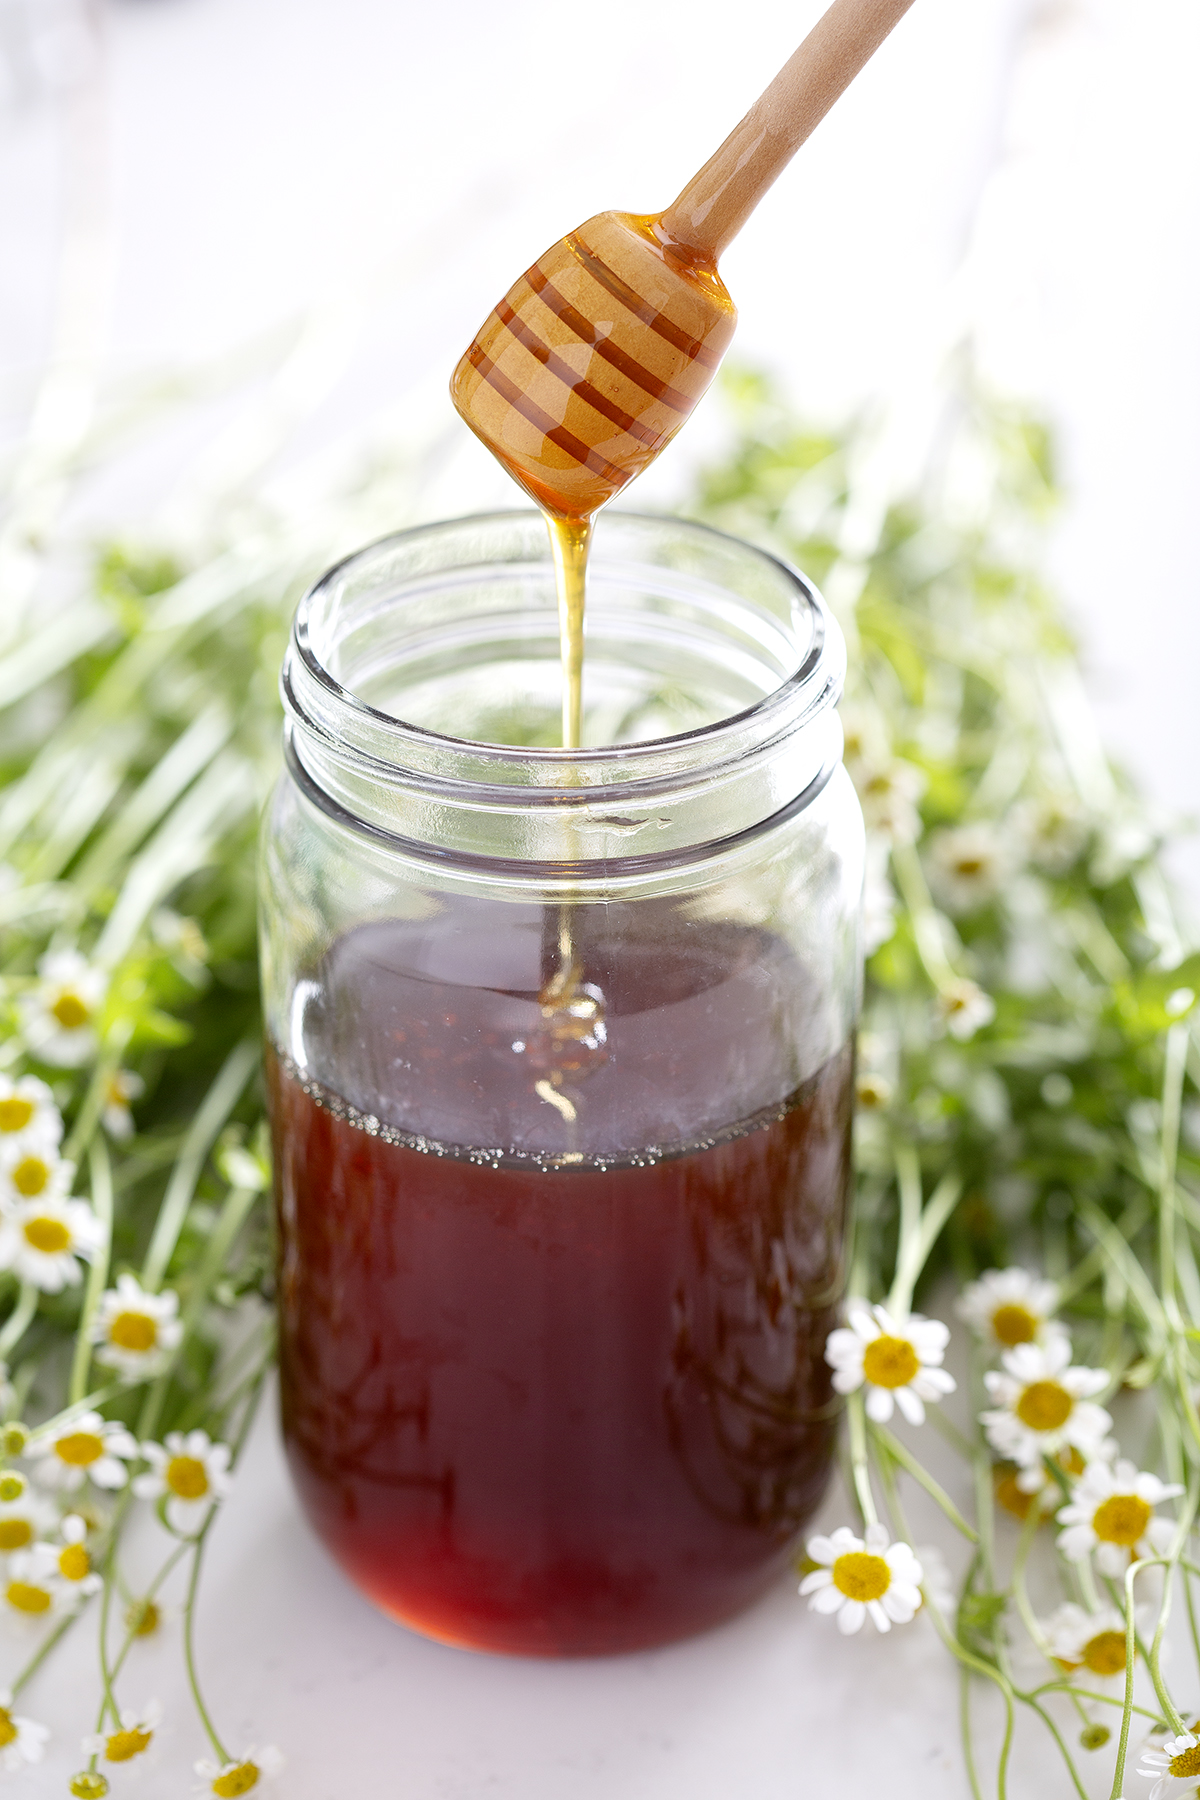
xmin=260 ymin=510 xmax=864 ymax=1657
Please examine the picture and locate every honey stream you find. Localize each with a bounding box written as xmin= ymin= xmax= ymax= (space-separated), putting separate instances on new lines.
xmin=537 ymin=509 xmax=592 ymax=1125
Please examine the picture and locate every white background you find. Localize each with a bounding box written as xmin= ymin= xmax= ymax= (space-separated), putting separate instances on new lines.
xmin=2 ymin=0 xmax=1199 ymax=1792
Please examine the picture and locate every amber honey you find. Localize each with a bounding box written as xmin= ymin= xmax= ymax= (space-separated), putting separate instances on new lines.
xmin=271 ymin=902 xmax=852 ymax=1655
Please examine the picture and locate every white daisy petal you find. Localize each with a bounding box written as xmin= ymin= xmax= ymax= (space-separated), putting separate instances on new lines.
xmin=810 ymin=1583 xmax=846 ymax=1615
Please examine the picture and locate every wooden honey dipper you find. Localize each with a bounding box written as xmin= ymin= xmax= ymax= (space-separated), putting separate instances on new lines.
xmin=451 ymin=0 xmax=917 ymax=527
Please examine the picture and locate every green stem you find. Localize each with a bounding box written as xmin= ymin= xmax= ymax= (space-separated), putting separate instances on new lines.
xmin=95 ymin=1495 xmax=132 ymax=1730
xmin=1024 ymin=1699 xmax=1089 ymax=1800
xmin=889 ymin=1143 xmax=923 ymax=1314
xmin=869 ymin=1422 xmax=979 ymax=1541
xmin=1028 ymin=1681 xmax=1161 ymax=1722
xmin=9 ymin=1601 xmax=88 ymax=1697
xmin=183 ymin=1535 xmax=231 ymax=1764
xmin=137 ymin=1180 xmax=260 ymax=1442
xmin=141 ymin=1038 xmax=258 ymax=1293
xmin=846 ymin=1392 xmax=878 ymax=1527
xmin=1009 ymin=1502 xmax=1049 ymax=1656
xmin=0 ymin=1281 xmax=37 ymax=1360
xmin=180 ymin=1368 xmax=268 ymax=1765
xmin=69 ymin=1138 xmax=113 ymax=1405
xmin=1158 ymin=1019 xmax=1189 ymax=1323
xmin=959 ymin=1666 xmax=985 ymax=1800
xmin=890 ymin=840 xmax=958 ymax=989
xmin=62 ymin=1021 xmax=132 ymax=1165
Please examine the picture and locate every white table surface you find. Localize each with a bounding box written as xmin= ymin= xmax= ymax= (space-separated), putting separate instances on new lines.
xmin=3 ymin=0 xmax=1199 ymax=1791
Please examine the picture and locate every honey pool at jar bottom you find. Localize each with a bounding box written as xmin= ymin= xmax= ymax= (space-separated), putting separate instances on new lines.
xmin=268 ymin=914 xmax=852 ymax=1656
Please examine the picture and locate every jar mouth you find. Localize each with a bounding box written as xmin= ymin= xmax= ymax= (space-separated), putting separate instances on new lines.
xmin=289 ymin=510 xmax=838 ymax=775
xmin=281 ymin=510 xmax=846 ymax=867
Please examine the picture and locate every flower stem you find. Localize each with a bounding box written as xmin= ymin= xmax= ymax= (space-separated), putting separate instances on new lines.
xmin=1158 ymin=1019 xmax=1189 ymax=1324
xmin=869 ymin=1421 xmax=978 ymax=1541
xmin=140 ymin=1037 xmax=258 ymax=1293
xmin=0 ymin=1281 xmax=38 ymax=1359
xmin=846 ymin=1392 xmax=878 ymax=1527
xmin=68 ymin=1137 xmax=113 ymax=1405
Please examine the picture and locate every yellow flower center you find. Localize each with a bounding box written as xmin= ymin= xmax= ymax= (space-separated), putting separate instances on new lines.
xmin=855 ymin=1075 xmax=891 ymax=1110
xmin=0 ymin=1097 xmax=34 ymax=1133
xmin=0 ymin=1474 xmax=24 ymax=1502
xmin=105 ymin=1726 xmax=153 ymax=1762
xmin=1091 ymin=1494 xmax=1152 ymax=1547
xmin=1015 ymin=1380 xmax=1073 ymax=1432
xmin=59 ymin=1542 xmax=91 ymax=1581
xmin=0 ymin=1707 xmax=15 ymax=1747
xmin=56 ymin=1431 xmax=104 ymax=1466
xmin=166 ymin=1455 xmax=209 ymax=1500
xmin=1082 ymin=1630 xmax=1127 ymax=1677
xmin=0 ymin=1519 xmax=32 ymax=1551
xmin=24 ymin=1213 xmax=71 ymax=1253
xmin=127 ymin=1598 xmax=160 ymax=1636
xmin=212 ymin=1763 xmax=261 ymax=1797
xmin=954 ymin=856 xmax=986 ymax=877
xmin=52 ymin=991 xmax=91 ymax=1030
xmin=993 ymin=1464 xmax=1038 ymax=1522
xmin=861 ymin=1335 xmax=921 ymax=1390
xmin=1169 ymin=1745 xmax=1200 ymax=1778
xmin=6 ymin=1579 xmax=51 ymax=1614
xmin=70 ymin=1775 xmax=110 ymax=1798
xmin=109 ymin=1311 xmax=157 ymax=1353
xmin=831 ymin=1550 xmax=891 ymax=1603
xmin=12 ymin=1156 xmax=51 ymax=1198
xmin=991 ymin=1303 xmax=1038 ymax=1346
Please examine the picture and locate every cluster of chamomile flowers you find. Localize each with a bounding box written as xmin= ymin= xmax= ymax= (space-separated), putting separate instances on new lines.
xmin=802 ymin=1266 xmax=1185 ymax=1695
xmin=0 ymin=957 xmax=263 ymax=1792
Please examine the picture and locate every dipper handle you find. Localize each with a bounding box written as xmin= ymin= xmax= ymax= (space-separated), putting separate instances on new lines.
xmin=660 ymin=0 xmax=916 ymax=261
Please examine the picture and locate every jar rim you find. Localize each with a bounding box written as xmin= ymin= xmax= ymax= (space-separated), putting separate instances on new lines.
xmin=288 ymin=509 xmax=840 ymax=790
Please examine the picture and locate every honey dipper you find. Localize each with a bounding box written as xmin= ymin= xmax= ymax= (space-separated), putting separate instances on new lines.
xmin=451 ymin=0 xmax=916 ymax=522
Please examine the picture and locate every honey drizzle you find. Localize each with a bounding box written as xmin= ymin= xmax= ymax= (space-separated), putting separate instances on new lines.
xmin=545 ymin=512 xmax=590 ymax=750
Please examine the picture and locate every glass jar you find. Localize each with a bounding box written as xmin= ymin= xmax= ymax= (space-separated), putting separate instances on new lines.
xmin=261 ymin=510 xmax=864 ymax=1657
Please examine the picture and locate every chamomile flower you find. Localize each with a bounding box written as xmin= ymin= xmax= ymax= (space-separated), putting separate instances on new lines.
xmin=956 ymin=1267 xmax=1067 ymax=1353
xmin=0 ymin=1180 xmax=103 ymax=1293
xmin=2 ymin=1565 xmax=66 ymax=1621
xmin=935 ymin=978 xmax=996 ymax=1042
xmin=1015 ymin=793 xmax=1089 ymax=875
xmin=1056 ymin=1459 xmax=1183 ymax=1576
xmin=101 ymin=1069 xmax=144 ymax=1141
xmin=825 ymin=1302 xmax=955 ymax=1425
xmin=27 ymin=1412 xmax=139 ymax=1493
xmin=0 ymin=1140 xmax=73 ymax=1210
xmin=195 ymin=1744 xmax=284 ymax=1796
xmin=853 ymin=758 xmax=926 ymax=845
xmin=1138 ymin=1731 xmax=1200 ymax=1799
xmin=0 ymin=1076 xmax=62 ymax=1154
xmin=26 ymin=1514 xmax=103 ymax=1599
xmin=1041 ymin=1602 xmax=1133 ymax=1681
xmin=18 ymin=950 xmax=107 ymax=1067
xmin=0 ymin=1484 xmax=53 ymax=1556
xmin=92 ymin=1274 xmax=183 ymax=1381
xmin=980 ymin=1339 xmax=1112 ymax=1472
xmin=800 ymin=1523 xmax=923 ymax=1634
xmin=926 ymin=823 xmax=1012 ymax=914
xmin=0 ymin=1687 xmax=49 ymax=1769
xmin=134 ymin=1431 xmax=233 ymax=1535
xmin=83 ymin=1699 xmax=162 ymax=1764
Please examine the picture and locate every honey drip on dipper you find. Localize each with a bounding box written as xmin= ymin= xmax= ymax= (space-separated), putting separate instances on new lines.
xmin=451 ymin=0 xmax=915 ymax=1039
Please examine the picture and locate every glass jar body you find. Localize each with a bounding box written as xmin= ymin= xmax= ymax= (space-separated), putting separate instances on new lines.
xmin=261 ymin=512 xmax=864 ymax=1656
